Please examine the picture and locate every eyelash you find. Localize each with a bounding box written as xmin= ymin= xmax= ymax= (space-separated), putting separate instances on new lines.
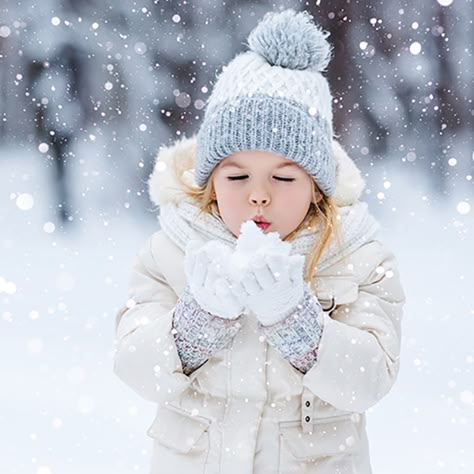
xmin=227 ymin=175 xmax=295 ymax=182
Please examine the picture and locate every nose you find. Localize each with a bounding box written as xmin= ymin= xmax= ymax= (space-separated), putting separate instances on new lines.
xmin=249 ymin=188 xmax=271 ymax=206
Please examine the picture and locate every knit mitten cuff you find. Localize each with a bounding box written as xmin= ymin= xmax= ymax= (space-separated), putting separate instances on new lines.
xmin=173 ymin=286 xmax=243 ymax=374
xmin=258 ymin=288 xmax=324 ymax=374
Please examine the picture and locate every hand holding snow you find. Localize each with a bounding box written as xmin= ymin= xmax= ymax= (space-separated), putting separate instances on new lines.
xmin=185 ymin=221 xmax=306 ymax=324
xmin=184 ymin=239 xmax=246 ymax=319
xmin=234 ymin=221 xmax=306 ymax=325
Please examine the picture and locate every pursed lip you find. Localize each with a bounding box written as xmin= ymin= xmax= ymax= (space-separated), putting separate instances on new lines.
xmin=252 ymin=215 xmax=271 ymax=231
xmin=252 ymin=215 xmax=270 ymax=225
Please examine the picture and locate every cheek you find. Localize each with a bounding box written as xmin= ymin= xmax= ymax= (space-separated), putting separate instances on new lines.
xmin=280 ymin=188 xmax=312 ymax=209
xmin=216 ymin=193 xmax=235 ymax=214
xmin=214 ymin=186 xmax=242 ymax=219
xmin=215 ymin=193 xmax=245 ymax=237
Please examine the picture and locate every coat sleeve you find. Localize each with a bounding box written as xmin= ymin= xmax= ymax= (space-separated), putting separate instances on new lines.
xmin=113 ymin=234 xmax=192 ymax=403
xmin=302 ymin=241 xmax=405 ymax=413
xmin=113 ymin=233 xmax=240 ymax=402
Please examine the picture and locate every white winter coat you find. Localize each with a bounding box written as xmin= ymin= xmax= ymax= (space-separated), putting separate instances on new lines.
xmin=114 ymin=137 xmax=405 ymax=474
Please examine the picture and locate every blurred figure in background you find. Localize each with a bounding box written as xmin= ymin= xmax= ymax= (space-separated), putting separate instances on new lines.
xmin=27 ymin=43 xmax=87 ymax=223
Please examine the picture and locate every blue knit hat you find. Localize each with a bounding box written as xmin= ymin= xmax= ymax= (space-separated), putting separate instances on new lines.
xmin=195 ymin=9 xmax=337 ymax=196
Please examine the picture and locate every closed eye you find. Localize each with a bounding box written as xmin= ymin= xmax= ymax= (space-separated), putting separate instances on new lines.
xmin=227 ymin=175 xmax=295 ymax=182
xmin=227 ymin=175 xmax=248 ymax=181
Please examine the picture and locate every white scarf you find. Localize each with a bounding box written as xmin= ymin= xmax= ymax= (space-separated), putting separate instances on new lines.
xmin=159 ymin=199 xmax=379 ymax=273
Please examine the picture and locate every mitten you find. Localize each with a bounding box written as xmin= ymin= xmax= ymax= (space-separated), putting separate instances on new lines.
xmin=184 ymin=240 xmax=246 ymax=319
xmin=240 ymin=252 xmax=306 ymax=326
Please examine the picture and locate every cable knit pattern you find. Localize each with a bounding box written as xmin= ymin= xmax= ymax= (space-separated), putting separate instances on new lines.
xmin=206 ymin=53 xmax=332 ymax=116
xmin=259 ymin=288 xmax=324 ymax=374
xmin=196 ymin=94 xmax=335 ymax=195
xmin=172 ymin=286 xmax=243 ymax=375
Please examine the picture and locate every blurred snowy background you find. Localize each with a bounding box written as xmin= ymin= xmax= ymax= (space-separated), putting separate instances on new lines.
xmin=1 ymin=0 xmax=473 ymax=473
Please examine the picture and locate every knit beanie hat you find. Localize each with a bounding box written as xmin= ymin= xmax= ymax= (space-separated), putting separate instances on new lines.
xmin=194 ymin=9 xmax=337 ymax=196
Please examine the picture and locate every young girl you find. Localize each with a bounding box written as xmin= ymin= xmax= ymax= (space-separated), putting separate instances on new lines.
xmin=114 ymin=10 xmax=405 ymax=474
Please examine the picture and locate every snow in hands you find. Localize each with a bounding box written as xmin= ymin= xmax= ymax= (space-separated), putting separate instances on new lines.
xmin=231 ymin=221 xmax=306 ymax=324
xmin=185 ymin=220 xmax=306 ymax=322
xmin=231 ymin=219 xmax=292 ymax=271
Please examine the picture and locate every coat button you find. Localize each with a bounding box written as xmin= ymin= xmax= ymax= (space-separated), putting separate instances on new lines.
xmin=305 ymin=416 xmax=311 ymax=423
xmin=305 ymin=401 xmax=311 ymax=408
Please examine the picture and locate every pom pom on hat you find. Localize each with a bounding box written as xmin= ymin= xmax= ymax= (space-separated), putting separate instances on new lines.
xmin=247 ymin=9 xmax=332 ymax=71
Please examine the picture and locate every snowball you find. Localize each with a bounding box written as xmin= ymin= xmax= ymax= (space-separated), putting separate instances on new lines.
xmin=194 ymin=99 xmax=205 ymax=110
xmin=0 ymin=277 xmax=16 ymax=295
xmin=43 ymin=222 xmax=55 ymax=233
xmin=457 ymin=201 xmax=470 ymax=215
xmin=176 ymin=92 xmax=191 ymax=108
xmin=231 ymin=220 xmax=290 ymax=270
xmin=345 ymin=435 xmax=356 ymax=447
xmin=0 ymin=26 xmax=12 ymax=38
xmin=134 ymin=42 xmax=147 ymax=55
xmin=16 ymin=193 xmax=34 ymax=210
xmin=409 ymin=42 xmax=422 ymax=55
xmin=52 ymin=418 xmax=63 ymax=429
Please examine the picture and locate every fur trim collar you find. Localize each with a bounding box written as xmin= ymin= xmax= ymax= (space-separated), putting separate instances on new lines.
xmin=148 ymin=136 xmax=364 ymax=208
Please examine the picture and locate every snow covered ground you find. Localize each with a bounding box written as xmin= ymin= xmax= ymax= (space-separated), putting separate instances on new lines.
xmin=1 ymin=144 xmax=472 ymax=473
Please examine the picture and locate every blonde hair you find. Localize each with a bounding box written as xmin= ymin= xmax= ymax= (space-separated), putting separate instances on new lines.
xmin=173 ymin=158 xmax=343 ymax=292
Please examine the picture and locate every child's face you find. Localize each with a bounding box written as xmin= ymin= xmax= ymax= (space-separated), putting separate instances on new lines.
xmin=212 ymin=150 xmax=319 ymax=239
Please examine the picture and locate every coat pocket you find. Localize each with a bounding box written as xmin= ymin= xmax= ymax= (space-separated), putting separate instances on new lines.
xmin=147 ymin=404 xmax=211 ymax=454
xmin=279 ymin=414 xmax=360 ymax=463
